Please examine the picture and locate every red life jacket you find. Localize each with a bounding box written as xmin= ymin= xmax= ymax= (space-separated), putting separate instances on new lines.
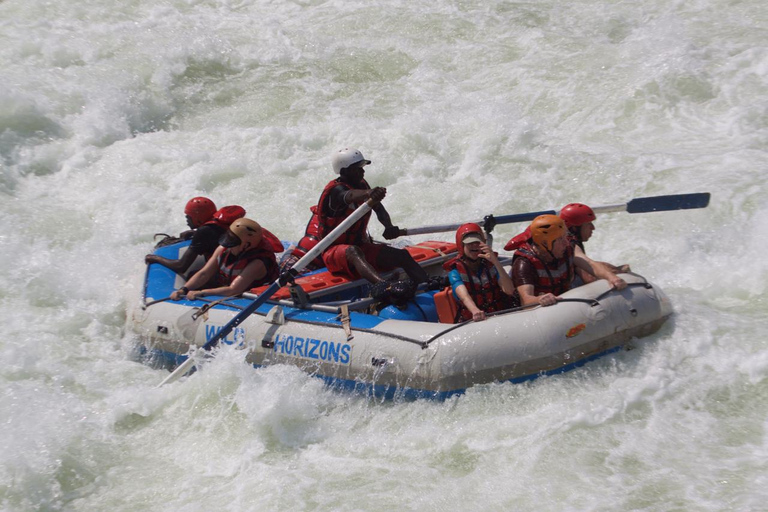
xmin=504 ymin=227 xmax=531 ymax=251
xmin=513 ymin=242 xmax=574 ymax=296
xmin=260 ymin=228 xmax=285 ymax=253
xmin=217 ymin=230 xmax=282 ymax=289
xmin=443 ymin=256 xmax=509 ymax=322
xmin=315 ymin=178 xmax=372 ymax=247
xmin=289 ymin=205 xmax=324 ymax=268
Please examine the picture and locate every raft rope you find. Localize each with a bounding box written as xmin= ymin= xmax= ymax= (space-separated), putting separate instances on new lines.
xmin=192 ymin=296 xmax=244 ymax=318
xmin=594 ymin=275 xmax=651 ymax=302
xmin=142 ymin=296 xmax=173 ymax=309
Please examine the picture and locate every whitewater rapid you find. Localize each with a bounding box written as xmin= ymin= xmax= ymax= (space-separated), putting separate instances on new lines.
xmin=1 ymin=0 xmax=766 ymax=510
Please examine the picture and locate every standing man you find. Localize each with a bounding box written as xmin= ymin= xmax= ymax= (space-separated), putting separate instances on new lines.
xmin=314 ymin=147 xmax=429 ymax=299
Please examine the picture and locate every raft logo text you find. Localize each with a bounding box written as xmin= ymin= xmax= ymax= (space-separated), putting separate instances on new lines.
xmin=273 ymin=334 xmax=351 ymax=365
xmin=205 ymin=325 xmax=246 ymax=346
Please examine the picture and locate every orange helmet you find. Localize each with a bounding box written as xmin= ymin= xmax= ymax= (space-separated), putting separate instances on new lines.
xmin=455 ymin=223 xmax=485 ymax=249
xmin=219 ymin=218 xmax=263 ymax=248
xmin=184 ymin=197 xmax=217 ymax=226
xmin=530 ymin=215 xmax=566 ymax=251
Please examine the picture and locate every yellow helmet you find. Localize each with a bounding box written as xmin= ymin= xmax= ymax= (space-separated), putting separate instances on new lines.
xmin=220 ymin=218 xmax=263 ymax=248
xmin=530 ymin=215 xmax=566 ymax=251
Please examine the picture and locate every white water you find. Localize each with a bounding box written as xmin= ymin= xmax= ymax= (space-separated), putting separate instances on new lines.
xmin=1 ymin=0 xmax=766 ymax=510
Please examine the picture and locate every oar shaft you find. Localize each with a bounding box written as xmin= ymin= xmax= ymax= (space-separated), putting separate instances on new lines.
xmin=158 ymin=355 xmax=196 ymax=387
xmin=491 ymin=210 xmax=557 ymax=225
xmin=590 ymin=203 xmax=627 ymax=214
xmin=402 ymin=209 xmax=557 ymax=236
xmin=403 ymin=222 xmax=476 ymax=236
xmin=201 ymin=282 xmax=280 ymax=350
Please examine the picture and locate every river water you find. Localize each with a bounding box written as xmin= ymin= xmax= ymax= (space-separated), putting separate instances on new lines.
xmin=1 ymin=0 xmax=766 ymax=510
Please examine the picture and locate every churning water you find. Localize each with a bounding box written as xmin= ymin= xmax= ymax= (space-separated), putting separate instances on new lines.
xmin=1 ymin=0 xmax=766 ymax=510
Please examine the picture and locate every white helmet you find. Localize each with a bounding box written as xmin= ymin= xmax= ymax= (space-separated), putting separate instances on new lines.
xmin=331 ymin=147 xmax=371 ymax=174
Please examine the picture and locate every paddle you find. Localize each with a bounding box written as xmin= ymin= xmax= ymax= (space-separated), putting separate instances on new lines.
xmin=158 ymin=198 xmax=379 ymax=387
xmin=401 ymin=192 xmax=710 ymax=236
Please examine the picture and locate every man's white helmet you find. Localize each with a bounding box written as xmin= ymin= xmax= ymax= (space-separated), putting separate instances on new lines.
xmin=331 ymin=147 xmax=371 ymax=174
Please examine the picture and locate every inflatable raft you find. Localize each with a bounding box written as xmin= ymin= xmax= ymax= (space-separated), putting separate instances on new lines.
xmin=130 ymin=240 xmax=673 ymax=399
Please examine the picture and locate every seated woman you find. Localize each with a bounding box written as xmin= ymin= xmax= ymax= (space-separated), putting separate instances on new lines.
xmin=443 ymin=223 xmax=517 ymax=322
xmin=170 ymin=218 xmax=283 ymax=300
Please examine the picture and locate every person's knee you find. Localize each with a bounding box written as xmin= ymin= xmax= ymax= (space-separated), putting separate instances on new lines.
xmin=345 ymin=246 xmax=367 ymax=267
xmin=345 ymin=246 xmax=364 ymax=260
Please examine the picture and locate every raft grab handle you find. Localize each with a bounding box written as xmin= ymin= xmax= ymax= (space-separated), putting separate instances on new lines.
xmin=594 ymin=279 xmax=652 ymax=302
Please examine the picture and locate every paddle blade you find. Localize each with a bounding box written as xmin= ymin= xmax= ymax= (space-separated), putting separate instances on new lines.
xmin=157 ymin=355 xmax=197 ymax=387
xmin=626 ymin=193 xmax=710 ymax=214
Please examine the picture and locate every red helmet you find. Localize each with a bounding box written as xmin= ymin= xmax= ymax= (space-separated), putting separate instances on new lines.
xmin=559 ymin=203 xmax=596 ymax=228
xmin=184 ymin=197 xmax=217 ymax=227
xmin=213 ymin=205 xmax=246 ymax=226
xmin=455 ymin=223 xmax=485 ymax=249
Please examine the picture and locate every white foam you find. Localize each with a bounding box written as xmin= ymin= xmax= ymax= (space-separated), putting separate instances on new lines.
xmin=1 ymin=0 xmax=766 ymax=509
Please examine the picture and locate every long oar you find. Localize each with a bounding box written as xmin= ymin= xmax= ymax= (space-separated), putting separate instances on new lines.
xmin=401 ymin=192 xmax=710 ymax=236
xmin=158 ymin=198 xmax=378 ymax=387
